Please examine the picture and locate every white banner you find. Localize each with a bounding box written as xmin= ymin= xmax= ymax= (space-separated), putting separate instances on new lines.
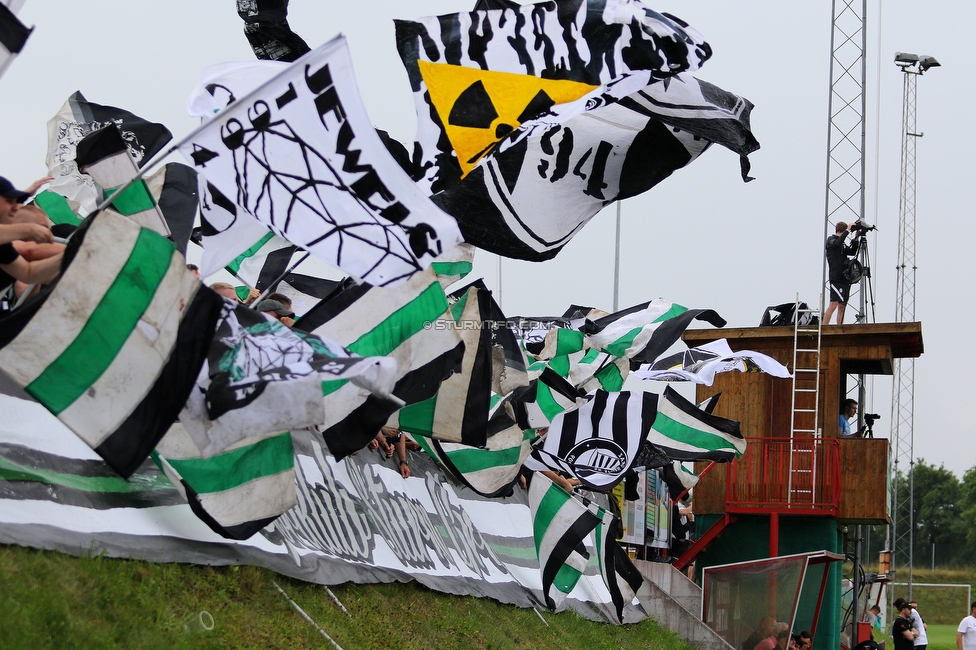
xmin=0 ymin=393 xmax=642 ymax=624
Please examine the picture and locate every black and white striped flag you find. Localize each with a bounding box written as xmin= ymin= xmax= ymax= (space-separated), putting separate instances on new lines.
xmin=527 ymin=390 xmax=658 ymax=491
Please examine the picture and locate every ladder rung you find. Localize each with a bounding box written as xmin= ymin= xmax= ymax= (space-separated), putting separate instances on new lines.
xmin=794 ymin=408 xmax=816 ymax=413
xmin=795 ymin=388 xmax=817 ymax=393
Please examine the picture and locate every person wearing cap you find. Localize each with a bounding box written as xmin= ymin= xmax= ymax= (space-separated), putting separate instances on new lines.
xmin=257 ymin=298 xmax=296 ymax=327
xmin=0 ymin=175 xmax=51 ymax=225
xmin=893 ymin=599 xmax=919 ymax=650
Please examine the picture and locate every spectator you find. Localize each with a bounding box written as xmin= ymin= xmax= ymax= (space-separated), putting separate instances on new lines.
xmin=742 ymin=616 xmax=777 ymax=650
xmin=799 ymin=631 xmax=813 ymax=650
xmin=893 ymin=599 xmax=919 ymax=650
xmin=0 ymin=222 xmax=61 ymax=289
xmin=958 ymin=602 xmax=976 ymax=650
xmin=0 ymin=175 xmax=50 ymax=225
xmin=756 ymin=623 xmax=789 ymax=650
xmin=256 ymin=298 xmax=296 ymax=326
xmin=210 ymin=281 xmax=243 ymax=302
xmin=909 ymin=601 xmax=928 ymax=650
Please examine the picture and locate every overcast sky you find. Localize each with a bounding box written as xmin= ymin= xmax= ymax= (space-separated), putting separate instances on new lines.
xmin=2 ymin=1 xmax=973 ymax=477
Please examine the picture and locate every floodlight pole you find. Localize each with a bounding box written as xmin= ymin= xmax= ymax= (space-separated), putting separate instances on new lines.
xmin=888 ymin=52 xmax=937 ymax=604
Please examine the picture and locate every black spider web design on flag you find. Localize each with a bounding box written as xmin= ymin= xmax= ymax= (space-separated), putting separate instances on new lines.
xmin=224 ymin=101 xmax=434 ymax=286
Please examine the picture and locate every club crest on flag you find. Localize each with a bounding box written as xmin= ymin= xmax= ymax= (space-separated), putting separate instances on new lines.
xmin=565 ymin=437 xmax=629 ymax=481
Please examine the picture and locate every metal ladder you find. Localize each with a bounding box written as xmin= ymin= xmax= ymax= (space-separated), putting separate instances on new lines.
xmin=788 ymin=294 xmax=822 ymax=505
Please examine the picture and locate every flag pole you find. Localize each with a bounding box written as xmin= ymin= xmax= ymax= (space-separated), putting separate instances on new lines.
xmin=247 ymin=251 xmax=312 ymax=308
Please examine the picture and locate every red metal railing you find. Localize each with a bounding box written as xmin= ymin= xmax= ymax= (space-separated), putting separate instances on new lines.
xmin=725 ymin=437 xmax=841 ymax=516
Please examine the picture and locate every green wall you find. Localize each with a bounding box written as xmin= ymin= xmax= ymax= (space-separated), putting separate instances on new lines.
xmin=694 ymin=514 xmax=844 ymax=650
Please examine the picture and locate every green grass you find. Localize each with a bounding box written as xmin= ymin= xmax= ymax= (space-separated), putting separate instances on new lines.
xmin=926 ymin=624 xmax=961 ymax=650
xmin=0 ymin=544 xmax=694 ymax=650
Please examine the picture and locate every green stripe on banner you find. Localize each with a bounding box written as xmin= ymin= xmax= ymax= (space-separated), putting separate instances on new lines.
xmin=580 ymin=349 xmax=600 ymax=364
xmin=321 ymin=379 xmax=346 ymax=397
xmin=489 ymin=393 xmax=502 ymax=410
xmin=234 ymin=286 xmax=250 ymax=302
xmin=33 ymin=191 xmax=81 ymax=226
xmin=654 ymin=413 xmax=731 ymax=452
xmin=0 ymin=457 xmax=172 ymax=493
xmin=162 ymin=432 xmax=294 ymax=494
xmin=397 ymin=394 xmax=437 ymax=437
xmin=487 ymin=542 xmax=538 ymax=561
xmin=534 ymin=484 xmax=569 ymax=554
xmin=105 ymin=179 xmax=157 ymax=215
xmin=653 ymin=303 xmax=687 ymax=322
xmin=346 ymin=281 xmax=448 ymax=358
xmin=226 ymin=231 xmax=275 ymax=275
xmin=26 ymin=228 xmax=175 ymax=414
xmin=444 ymin=444 xmax=522 ymax=473
xmin=431 ymin=260 xmax=472 ymax=278
xmin=605 ymin=327 xmax=642 ymax=358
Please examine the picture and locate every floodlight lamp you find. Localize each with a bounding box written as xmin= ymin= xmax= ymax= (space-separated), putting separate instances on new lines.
xmin=894 ymin=51 xmax=919 ymax=67
xmin=919 ymin=55 xmax=941 ymax=72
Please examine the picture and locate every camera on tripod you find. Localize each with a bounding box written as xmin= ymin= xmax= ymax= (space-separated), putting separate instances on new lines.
xmin=864 ymin=413 xmax=881 ymax=426
xmin=850 ymin=220 xmax=877 ymax=235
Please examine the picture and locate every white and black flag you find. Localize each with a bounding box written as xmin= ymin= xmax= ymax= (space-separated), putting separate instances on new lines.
xmin=528 ymin=390 xmax=658 ymax=491
xmin=180 ymin=35 xmax=462 ymax=287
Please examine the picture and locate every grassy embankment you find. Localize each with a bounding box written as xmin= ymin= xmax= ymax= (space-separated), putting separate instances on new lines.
xmin=0 ymin=544 xmax=694 ymax=650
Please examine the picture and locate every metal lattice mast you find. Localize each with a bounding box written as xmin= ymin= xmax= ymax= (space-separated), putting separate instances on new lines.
xmin=822 ymin=0 xmax=874 ymax=326
xmin=889 ymin=51 xmax=938 ymax=599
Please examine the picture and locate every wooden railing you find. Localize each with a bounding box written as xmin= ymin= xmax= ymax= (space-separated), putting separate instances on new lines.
xmin=725 ymin=437 xmax=841 ymax=516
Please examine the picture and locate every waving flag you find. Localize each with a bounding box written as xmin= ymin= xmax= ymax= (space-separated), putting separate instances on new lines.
xmin=395 ymin=0 xmax=712 ymax=193
xmin=46 ymin=91 xmax=173 ymax=217
xmin=633 ymin=338 xmax=792 ymax=385
xmin=0 ymin=211 xmax=224 ymax=477
xmin=179 ymin=300 xmax=396 ymax=458
xmin=415 ymin=395 xmax=535 ymax=498
xmin=529 ymin=390 xmax=658 ymax=491
xmin=529 ymin=472 xmax=602 ymax=611
xmin=0 ymin=1 xmax=30 ymax=82
xmin=295 ymin=269 xmax=464 ymax=459
xmin=584 ymin=300 xmax=726 ymax=365
xmin=595 ymin=509 xmax=647 ymax=623
xmin=153 ymin=422 xmax=297 ymax=540
xmin=74 ymin=124 xmax=170 ymax=236
xmin=389 ymin=279 xmax=526 ymax=446
xmin=432 ymin=75 xmax=757 ymax=261
xmin=648 ymin=386 xmax=745 ymax=461
xmin=237 ymin=0 xmax=310 ymax=63
xmin=180 ymin=35 xmax=462 ymax=287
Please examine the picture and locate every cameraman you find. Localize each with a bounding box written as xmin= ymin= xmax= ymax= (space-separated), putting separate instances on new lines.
xmin=823 ymin=221 xmax=862 ymax=325
xmin=839 ymin=398 xmax=867 ymax=438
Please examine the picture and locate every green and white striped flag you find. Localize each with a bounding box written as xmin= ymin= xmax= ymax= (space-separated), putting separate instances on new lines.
xmin=74 ymin=124 xmax=170 ymax=237
xmin=390 ymin=279 xmax=527 ymax=446
xmin=529 ymin=472 xmax=602 ymax=611
xmin=0 ymin=210 xmax=225 ymax=477
xmin=647 ymin=386 xmax=745 ymax=462
xmin=431 ymin=243 xmax=474 ymax=291
xmin=153 ymin=423 xmax=297 ymax=540
xmin=415 ymin=395 xmax=536 ymax=497
xmin=295 ymin=268 xmax=464 ymax=459
xmin=585 ymin=300 xmax=725 ymax=364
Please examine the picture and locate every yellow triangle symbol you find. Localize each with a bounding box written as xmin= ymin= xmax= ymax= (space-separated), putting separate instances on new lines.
xmin=418 ymin=61 xmax=598 ymax=176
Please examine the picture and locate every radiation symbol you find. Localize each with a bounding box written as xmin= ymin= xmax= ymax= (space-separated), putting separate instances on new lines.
xmin=418 ymin=61 xmax=597 ymax=176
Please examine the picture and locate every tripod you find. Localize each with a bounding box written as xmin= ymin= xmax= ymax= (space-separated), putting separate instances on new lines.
xmin=850 ymin=233 xmax=876 ymax=324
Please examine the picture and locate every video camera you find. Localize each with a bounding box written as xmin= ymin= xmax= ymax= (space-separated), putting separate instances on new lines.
xmin=864 ymin=413 xmax=881 ymax=426
xmin=850 ymin=219 xmax=877 ymax=235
